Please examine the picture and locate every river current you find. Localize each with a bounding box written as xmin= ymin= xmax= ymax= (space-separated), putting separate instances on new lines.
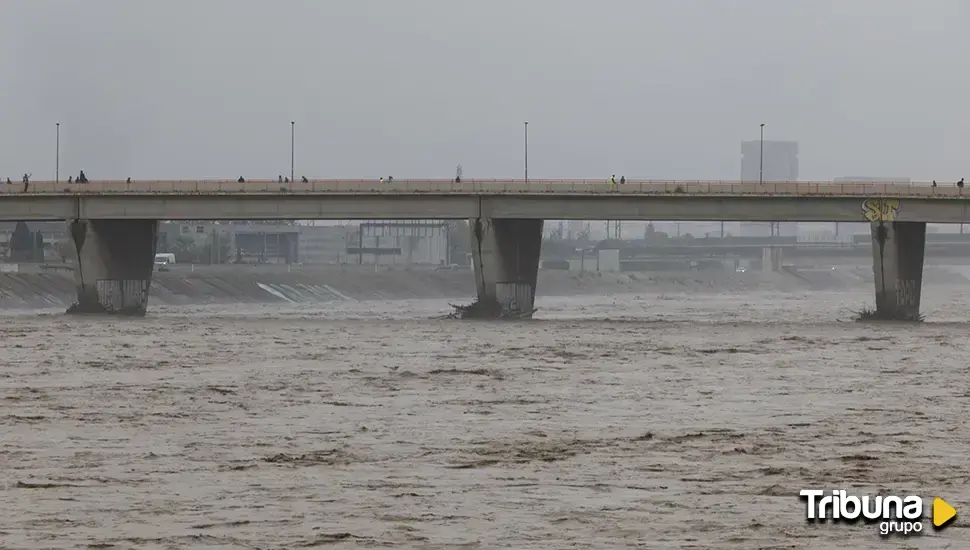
xmin=2 ymin=289 xmax=969 ymax=549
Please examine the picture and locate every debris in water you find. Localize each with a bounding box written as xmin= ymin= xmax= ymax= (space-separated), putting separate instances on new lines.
xmin=854 ymin=305 xmax=924 ymax=323
xmin=446 ymin=298 xmax=536 ymax=320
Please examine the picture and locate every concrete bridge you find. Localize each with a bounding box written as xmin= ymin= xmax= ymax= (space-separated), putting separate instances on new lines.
xmin=3 ymin=178 xmax=970 ymax=221
xmin=4 ymin=178 xmax=963 ymax=320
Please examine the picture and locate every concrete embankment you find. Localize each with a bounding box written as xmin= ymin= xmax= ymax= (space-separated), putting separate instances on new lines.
xmin=0 ymin=264 xmax=968 ymax=311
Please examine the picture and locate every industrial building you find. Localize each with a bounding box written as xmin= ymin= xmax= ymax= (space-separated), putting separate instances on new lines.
xmin=346 ymin=220 xmax=451 ymax=266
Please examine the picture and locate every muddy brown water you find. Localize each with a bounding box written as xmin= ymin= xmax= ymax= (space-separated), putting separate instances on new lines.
xmin=2 ymin=289 xmax=969 ymax=549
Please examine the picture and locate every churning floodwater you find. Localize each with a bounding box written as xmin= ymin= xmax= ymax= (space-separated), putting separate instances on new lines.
xmin=2 ymin=289 xmax=969 ymax=549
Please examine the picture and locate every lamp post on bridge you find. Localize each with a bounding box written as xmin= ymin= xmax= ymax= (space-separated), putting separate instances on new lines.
xmin=290 ymin=121 xmax=295 ymax=182
xmin=759 ymin=123 xmax=765 ymax=186
xmin=759 ymin=123 xmax=776 ymax=236
xmin=55 ymin=122 xmax=60 ymax=183
xmin=524 ymin=121 xmax=529 ymax=183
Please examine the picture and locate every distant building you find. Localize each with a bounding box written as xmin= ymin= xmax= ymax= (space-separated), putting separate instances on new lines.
xmin=350 ymin=220 xmax=450 ymax=265
xmin=740 ymin=140 xmax=799 ymax=237
xmin=157 ymin=222 xmax=299 ymax=264
xmin=567 ymin=220 xmax=585 ymax=240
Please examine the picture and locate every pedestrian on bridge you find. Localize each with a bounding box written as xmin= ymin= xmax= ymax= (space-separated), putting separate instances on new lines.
xmin=610 ymin=174 xmax=617 ymax=190
xmin=380 ymin=177 xmax=385 ymax=184
xmin=238 ymin=176 xmax=246 ymax=183
xmin=278 ymin=175 xmax=283 ymax=183
xmin=958 ymin=178 xmax=965 ymax=189
xmin=620 ymin=176 xmax=626 ymax=185
xmin=301 ymin=176 xmax=309 ymax=183
xmin=22 ymin=173 xmax=30 ymax=192
xmin=77 ymin=170 xmax=88 ymax=183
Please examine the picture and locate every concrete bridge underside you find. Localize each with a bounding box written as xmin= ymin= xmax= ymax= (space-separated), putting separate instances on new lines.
xmin=65 ymin=218 xmax=927 ymax=321
xmin=7 ymin=195 xmax=970 ymax=223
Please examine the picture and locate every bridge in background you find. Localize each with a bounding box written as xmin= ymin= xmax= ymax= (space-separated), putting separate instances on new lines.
xmin=2 ymin=179 xmax=956 ymax=321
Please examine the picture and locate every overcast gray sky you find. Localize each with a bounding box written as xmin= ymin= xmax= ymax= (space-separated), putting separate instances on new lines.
xmin=1 ymin=0 xmax=966 ymax=182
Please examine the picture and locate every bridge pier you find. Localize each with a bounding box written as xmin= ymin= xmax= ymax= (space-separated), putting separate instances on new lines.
xmin=66 ymin=219 xmax=159 ymax=316
xmin=761 ymin=247 xmax=783 ymax=272
xmin=870 ymin=221 xmax=925 ymax=321
xmin=470 ymin=218 xmax=543 ymax=318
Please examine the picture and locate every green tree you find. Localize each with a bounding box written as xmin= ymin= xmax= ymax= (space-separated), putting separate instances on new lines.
xmin=9 ymin=222 xmax=33 ymax=261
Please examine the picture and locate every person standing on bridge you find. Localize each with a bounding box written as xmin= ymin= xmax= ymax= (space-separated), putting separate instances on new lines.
xmin=238 ymin=176 xmax=246 ymax=183
xmin=380 ymin=177 xmax=385 ymax=184
xmin=278 ymin=175 xmax=283 ymax=183
xmin=958 ymin=178 xmax=965 ymax=189
xmin=77 ymin=170 xmax=88 ymax=183
xmin=620 ymin=176 xmax=626 ymax=185
xmin=22 ymin=173 xmax=30 ymax=193
xmin=301 ymin=176 xmax=309 ymax=183
xmin=610 ymin=174 xmax=617 ymax=191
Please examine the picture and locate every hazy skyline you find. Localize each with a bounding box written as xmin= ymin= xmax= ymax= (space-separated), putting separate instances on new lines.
xmin=2 ymin=0 xmax=967 ymax=182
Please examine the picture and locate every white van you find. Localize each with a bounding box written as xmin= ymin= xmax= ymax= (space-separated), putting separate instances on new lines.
xmin=154 ymin=253 xmax=176 ymax=266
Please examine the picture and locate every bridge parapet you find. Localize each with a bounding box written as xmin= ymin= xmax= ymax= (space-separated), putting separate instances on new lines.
xmin=0 ymin=179 xmax=964 ymax=198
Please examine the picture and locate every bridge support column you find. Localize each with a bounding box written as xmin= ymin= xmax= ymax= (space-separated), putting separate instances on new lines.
xmin=66 ymin=219 xmax=159 ymax=316
xmin=470 ymin=218 xmax=543 ymax=318
xmin=870 ymin=221 xmax=925 ymax=321
xmin=761 ymin=247 xmax=783 ymax=272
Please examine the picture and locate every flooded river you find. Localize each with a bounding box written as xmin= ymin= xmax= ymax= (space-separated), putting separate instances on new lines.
xmin=2 ymin=289 xmax=969 ymax=549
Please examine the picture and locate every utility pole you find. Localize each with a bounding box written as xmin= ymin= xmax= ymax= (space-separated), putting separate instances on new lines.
xmin=290 ymin=121 xmax=295 ymax=182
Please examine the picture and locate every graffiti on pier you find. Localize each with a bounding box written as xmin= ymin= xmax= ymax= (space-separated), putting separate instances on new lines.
xmin=862 ymin=199 xmax=901 ymax=222
xmin=95 ymin=279 xmax=149 ymax=312
xmin=896 ymin=278 xmax=919 ymax=308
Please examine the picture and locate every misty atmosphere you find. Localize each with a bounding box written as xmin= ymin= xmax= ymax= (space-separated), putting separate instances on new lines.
xmin=2 ymin=1 xmax=969 ymax=548
xmin=2 ymin=0 xmax=968 ymax=181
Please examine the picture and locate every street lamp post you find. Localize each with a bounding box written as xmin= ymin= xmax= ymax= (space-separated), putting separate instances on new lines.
xmin=759 ymin=123 xmax=774 ymax=236
xmin=55 ymin=122 xmax=60 ymax=182
xmin=290 ymin=121 xmax=295 ymax=182
xmin=759 ymin=123 xmax=765 ymax=186
xmin=524 ymin=121 xmax=529 ymax=183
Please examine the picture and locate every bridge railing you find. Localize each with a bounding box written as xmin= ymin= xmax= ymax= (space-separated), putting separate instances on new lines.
xmin=0 ymin=179 xmax=964 ymax=197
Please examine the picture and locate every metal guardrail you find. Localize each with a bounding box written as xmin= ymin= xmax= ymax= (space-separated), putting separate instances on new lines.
xmin=0 ymin=179 xmax=966 ymax=197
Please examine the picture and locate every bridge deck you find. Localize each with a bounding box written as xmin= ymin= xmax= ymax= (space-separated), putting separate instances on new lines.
xmin=2 ymin=179 xmax=966 ymax=198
